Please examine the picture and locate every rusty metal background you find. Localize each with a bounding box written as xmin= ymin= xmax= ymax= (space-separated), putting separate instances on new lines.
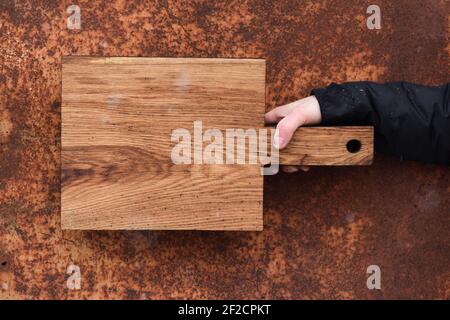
xmin=0 ymin=0 xmax=449 ymax=299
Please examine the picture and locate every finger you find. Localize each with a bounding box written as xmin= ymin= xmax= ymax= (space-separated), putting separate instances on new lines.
xmin=274 ymin=106 xmax=306 ymax=149
xmin=299 ymin=166 xmax=310 ymax=172
xmin=281 ymin=165 xmax=299 ymax=173
xmin=264 ymin=101 xmax=298 ymax=124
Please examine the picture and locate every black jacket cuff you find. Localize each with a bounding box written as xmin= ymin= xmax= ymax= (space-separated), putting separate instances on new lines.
xmin=311 ymin=83 xmax=367 ymax=126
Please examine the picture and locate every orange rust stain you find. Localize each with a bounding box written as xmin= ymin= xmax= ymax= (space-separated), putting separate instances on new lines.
xmin=0 ymin=0 xmax=449 ymax=299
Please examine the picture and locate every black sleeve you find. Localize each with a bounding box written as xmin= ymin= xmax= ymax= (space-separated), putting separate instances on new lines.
xmin=311 ymin=81 xmax=450 ymax=165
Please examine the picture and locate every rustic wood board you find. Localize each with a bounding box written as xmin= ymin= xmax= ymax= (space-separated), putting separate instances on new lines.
xmin=62 ymin=57 xmax=266 ymax=231
xmin=274 ymin=126 xmax=373 ymax=165
xmin=62 ymin=57 xmax=373 ymax=231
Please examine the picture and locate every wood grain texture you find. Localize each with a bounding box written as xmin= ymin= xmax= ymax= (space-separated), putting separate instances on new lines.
xmin=62 ymin=57 xmax=266 ymax=230
xmin=275 ymin=126 xmax=373 ymax=165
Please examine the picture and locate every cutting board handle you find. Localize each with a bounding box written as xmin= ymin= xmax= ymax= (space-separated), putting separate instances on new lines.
xmin=267 ymin=126 xmax=374 ymax=166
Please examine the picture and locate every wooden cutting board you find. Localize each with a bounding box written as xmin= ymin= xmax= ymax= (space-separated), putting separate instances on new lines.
xmin=61 ymin=57 xmax=373 ymax=231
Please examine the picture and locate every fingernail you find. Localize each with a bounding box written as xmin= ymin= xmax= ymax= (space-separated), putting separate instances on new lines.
xmin=273 ymin=130 xmax=284 ymax=149
xmin=284 ymin=166 xmax=299 ymax=173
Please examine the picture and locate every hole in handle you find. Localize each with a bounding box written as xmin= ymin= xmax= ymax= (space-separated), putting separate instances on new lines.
xmin=346 ymin=139 xmax=362 ymax=153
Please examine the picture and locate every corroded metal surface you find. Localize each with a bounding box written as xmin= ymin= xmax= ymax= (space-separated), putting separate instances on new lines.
xmin=0 ymin=0 xmax=449 ymax=299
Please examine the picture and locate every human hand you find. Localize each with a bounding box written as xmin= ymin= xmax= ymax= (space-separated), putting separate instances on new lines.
xmin=264 ymin=95 xmax=322 ymax=173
